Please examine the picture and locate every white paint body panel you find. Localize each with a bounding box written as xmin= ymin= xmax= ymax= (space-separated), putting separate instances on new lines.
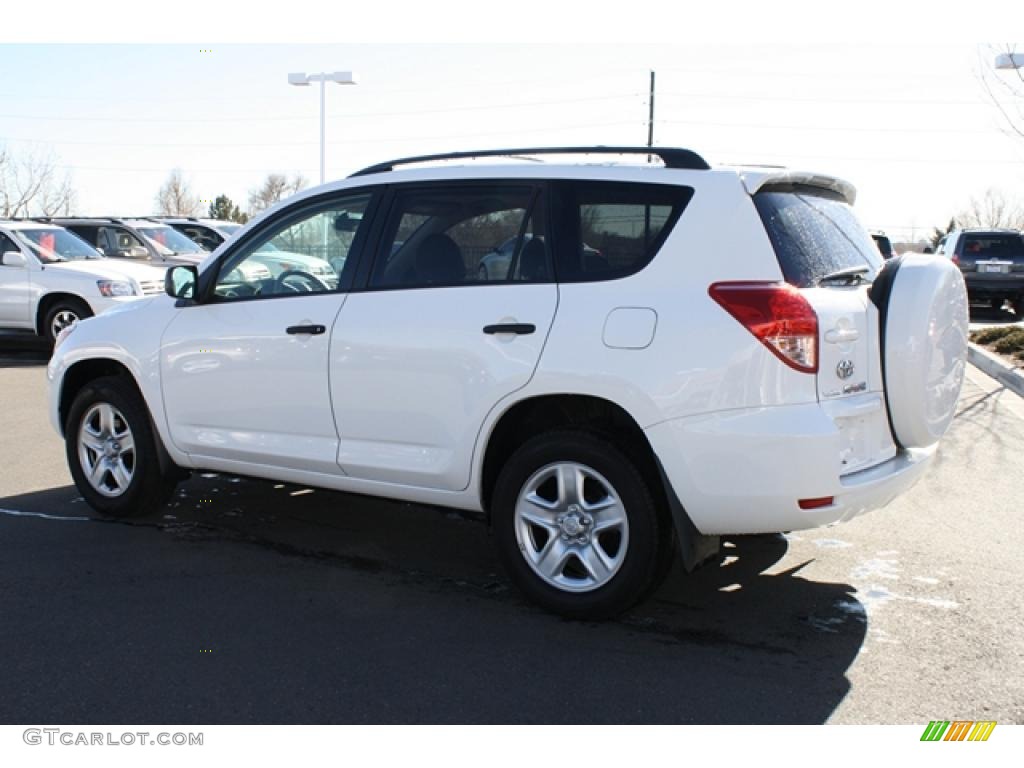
xmin=331 ymin=284 xmax=557 ymax=490
xmin=160 ymin=294 xmax=347 ymax=474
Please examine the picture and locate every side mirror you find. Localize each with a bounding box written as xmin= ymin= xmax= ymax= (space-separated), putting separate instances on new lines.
xmin=96 ymin=247 xmax=107 ymax=256
xmin=129 ymin=245 xmax=149 ymax=259
xmin=165 ymin=264 xmax=199 ymax=300
xmin=2 ymin=251 xmax=27 ymax=268
xmin=923 ymin=246 xmax=935 ymax=254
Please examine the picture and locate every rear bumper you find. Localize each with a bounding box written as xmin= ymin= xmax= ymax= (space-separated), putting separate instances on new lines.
xmin=645 ymin=403 xmax=935 ymax=535
xmin=963 ymin=274 xmax=1024 ymax=297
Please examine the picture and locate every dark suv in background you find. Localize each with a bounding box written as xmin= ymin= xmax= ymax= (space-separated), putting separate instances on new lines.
xmin=938 ymin=228 xmax=1024 ymax=316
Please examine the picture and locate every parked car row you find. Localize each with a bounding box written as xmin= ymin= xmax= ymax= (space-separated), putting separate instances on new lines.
xmin=0 ymin=214 xmax=350 ymax=343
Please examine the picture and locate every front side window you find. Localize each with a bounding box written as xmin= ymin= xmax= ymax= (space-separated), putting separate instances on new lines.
xmin=370 ymin=185 xmax=548 ymax=289
xmin=102 ymin=227 xmax=147 ymax=257
xmin=213 ymin=193 xmax=372 ymax=301
xmin=13 ymin=228 xmax=101 ymax=263
xmin=554 ymin=181 xmax=693 ymax=282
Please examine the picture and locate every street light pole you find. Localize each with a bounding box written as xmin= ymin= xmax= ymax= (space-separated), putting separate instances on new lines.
xmin=288 ymin=71 xmax=357 ymax=185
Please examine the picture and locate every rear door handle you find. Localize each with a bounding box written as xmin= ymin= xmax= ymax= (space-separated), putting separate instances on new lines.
xmin=286 ymin=324 xmax=326 ymax=335
xmin=483 ymin=323 xmax=536 ymax=335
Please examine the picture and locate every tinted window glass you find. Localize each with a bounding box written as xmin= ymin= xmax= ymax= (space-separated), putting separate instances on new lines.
xmin=0 ymin=233 xmax=19 ymax=254
xmin=13 ymin=228 xmax=101 ymax=263
xmin=754 ymin=186 xmax=881 ymax=287
xmin=370 ymin=185 xmax=547 ymax=289
xmin=214 ymin=192 xmax=372 ymax=301
xmin=556 ymin=181 xmax=692 ymax=282
xmin=959 ymin=234 xmax=1024 ymax=261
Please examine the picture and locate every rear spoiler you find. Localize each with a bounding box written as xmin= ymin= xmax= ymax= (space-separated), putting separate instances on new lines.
xmin=739 ymin=169 xmax=857 ymax=206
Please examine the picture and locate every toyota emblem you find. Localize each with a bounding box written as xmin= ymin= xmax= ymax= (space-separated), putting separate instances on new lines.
xmin=836 ymin=359 xmax=855 ymax=380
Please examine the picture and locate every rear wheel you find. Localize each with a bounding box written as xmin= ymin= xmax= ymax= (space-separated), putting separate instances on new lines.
xmin=65 ymin=376 xmax=178 ymax=517
xmin=43 ymin=298 xmax=92 ymax=345
xmin=492 ymin=430 xmax=665 ymax=619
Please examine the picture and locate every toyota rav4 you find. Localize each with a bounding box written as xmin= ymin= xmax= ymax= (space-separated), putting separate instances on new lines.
xmin=47 ymin=147 xmax=969 ymax=619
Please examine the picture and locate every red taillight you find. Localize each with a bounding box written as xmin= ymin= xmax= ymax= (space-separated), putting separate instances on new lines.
xmin=709 ymin=281 xmax=819 ymax=374
xmin=951 ymin=254 xmax=959 ymax=265
xmin=798 ymin=496 xmax=834 ymax=510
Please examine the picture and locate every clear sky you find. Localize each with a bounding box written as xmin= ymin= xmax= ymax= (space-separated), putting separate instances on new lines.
xmin=1 ymin=40 xmax=1021 ymax=243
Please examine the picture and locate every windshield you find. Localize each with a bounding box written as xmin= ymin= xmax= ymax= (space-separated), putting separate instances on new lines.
xmin=14 ymin=228 xmax=101 ymax=263
xmin=136 ymin=226 xmax=206 ymax=255
xmin=754 ymin=186 xmax=881 ymax=287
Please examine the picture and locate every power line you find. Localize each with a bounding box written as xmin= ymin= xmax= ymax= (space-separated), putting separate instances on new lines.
xmin=0 ymin=92 xmax=643 ymax=124
xmin=658 ymin=91 xmax=991 ymax=106
xmin=1 ymin=120 xmax=643 ymax=149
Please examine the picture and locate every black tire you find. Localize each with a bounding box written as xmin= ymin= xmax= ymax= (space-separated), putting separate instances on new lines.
xmin=43 ymin=298 xmax=93 ymax=345
xmin=65 ymin=375 xmax=178 ymax=518
xmin=492 ymin=430 xmax=667 ymax=619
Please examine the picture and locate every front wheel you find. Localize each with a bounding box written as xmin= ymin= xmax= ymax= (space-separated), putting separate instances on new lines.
xmin=44 ymin=298 xmax=92 ymax=345
xmin=492 ymin=431 xmax=666 ymax=619
xmin=65 ymin=376 xmax=179 ymax=517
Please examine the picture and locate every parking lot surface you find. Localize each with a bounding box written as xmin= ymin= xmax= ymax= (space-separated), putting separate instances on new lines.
xmin=1 ymin=335 xmax=1022 ymax=724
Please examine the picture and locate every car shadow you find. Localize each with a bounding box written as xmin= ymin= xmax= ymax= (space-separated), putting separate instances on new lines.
xmin=0 ymin=335 xmax=50 ymax=367
xmin=969 ymin=302 xmax=1022 ymax=325
xmin=0 ymin=478 xmax=866 ymax=724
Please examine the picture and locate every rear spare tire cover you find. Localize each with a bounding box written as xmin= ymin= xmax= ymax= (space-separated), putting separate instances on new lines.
xmin=877 ymin=254 xmax=968 ymax=448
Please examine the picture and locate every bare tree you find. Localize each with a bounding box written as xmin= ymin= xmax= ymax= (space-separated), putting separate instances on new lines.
xmin=0 ymin=145 xmax=77 ymax=217
xmin=956 ymin=188 xmax=1024 ymax=229
xmin=155 ymin=169 xmax=200 ymax=216
xmin=248 ymin=173 xmax=307 ymax=215
xmin=977 ymin=44 xmax=1024 ymax=140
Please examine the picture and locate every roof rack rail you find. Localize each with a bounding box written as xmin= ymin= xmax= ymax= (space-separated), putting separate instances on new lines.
xmin=349 ymin=146 xmax=710 ymax=177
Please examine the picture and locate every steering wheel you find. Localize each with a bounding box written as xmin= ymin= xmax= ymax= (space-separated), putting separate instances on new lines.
xmin=274 ymin=269 xmax=324 ymax=294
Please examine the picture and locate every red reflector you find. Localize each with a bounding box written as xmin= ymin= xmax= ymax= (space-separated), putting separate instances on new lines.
xmin=798 ymin=496 xmax=834 ymax=510
xmin=708 ymin=281 xmax=819 ymax=373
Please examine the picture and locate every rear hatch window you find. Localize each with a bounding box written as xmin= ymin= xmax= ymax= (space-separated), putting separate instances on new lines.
xmin=753 ymin=185 xmax=881 ymax=286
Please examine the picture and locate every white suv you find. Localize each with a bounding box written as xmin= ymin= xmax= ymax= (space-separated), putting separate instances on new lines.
xmin=0 ymin=220 xmax=168 ymax=343
xmin=47 ymin=147 xmax=969 ymax=618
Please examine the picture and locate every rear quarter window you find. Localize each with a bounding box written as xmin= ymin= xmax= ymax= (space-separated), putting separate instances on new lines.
xmin=553 ymin=180 xmax=693 ymax=282
xmin=754 ymin=185 xmax=880 ymax=287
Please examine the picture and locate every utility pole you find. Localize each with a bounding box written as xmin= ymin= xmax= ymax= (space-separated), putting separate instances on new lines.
xmin=647 ymin=70 xmax=656 ymax=161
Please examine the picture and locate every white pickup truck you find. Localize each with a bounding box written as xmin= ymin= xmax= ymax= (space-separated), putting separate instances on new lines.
xmin=0 ymin=220 xmax=170 ymax=344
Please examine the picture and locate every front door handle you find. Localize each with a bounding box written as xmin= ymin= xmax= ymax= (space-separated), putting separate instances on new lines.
xmin=286 ymin=324 xmax=326 ymax=335
xmin=483 ymin=323 xmax=536 ymax=335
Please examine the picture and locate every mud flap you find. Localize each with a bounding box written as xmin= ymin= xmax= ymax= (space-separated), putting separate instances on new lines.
xmin=655 ymin=458 xmax=720 ymax=571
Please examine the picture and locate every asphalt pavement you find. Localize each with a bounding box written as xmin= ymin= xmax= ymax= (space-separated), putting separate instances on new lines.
xmin=1 ymin=331 xmax=1022 ymax=724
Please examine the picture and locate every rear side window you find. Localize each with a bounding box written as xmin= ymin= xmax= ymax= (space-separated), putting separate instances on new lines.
xmin=370 ymin=184 xmax=549 ymax=289
xmin=958 ymin=233 xmax=1024 ymax=260
xmin=754 ymin=186 xmax=880 ymax=287
xmin=554 ymin=181 xmax=692 ymax=282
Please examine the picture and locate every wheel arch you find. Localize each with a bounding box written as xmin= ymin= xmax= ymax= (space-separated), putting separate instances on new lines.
xmin=478 ymin=393 xmax=718 ymax=571
xmin=59 ymin=357 xmax=186 ymax=480
xmin=35 ymin=292 xmax=92 ymax=336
